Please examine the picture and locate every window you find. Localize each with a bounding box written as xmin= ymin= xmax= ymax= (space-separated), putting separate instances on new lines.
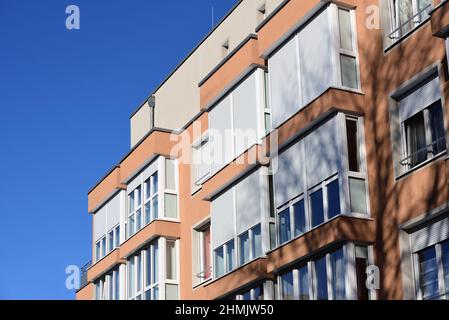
xmin=349 ymin=177 xmax=368 ymax=214
xmin=278 ymin=198 xmax=306 ymax=245
xmin=107 ymin=224 xmax=120 ymax=253
xmin=279 ymin=208 xmax=291 ymax=244
xmin=389 ymin=0 xmax=432 ymax=41
xmin=144 ymin=242 xmax=159 ymax=300
xmin=166 ymin=240 xmax=177 ymax=280
xmin=95 ymin=239 xmax=102 ymax=261
xmin=225 ymin=283 xmax=266 ymax=301
xmin=418 ymin=247 xmax=439 ymax=300
xmin=281 ymin=271 xmax=294 ymax=300
xmin=310 ymin=189 xmax=324 ymax=227
xmin=298 ymin=265 xmax=310 ymax=300
xmin=400 ymin=100 xmax=446 ymax=170
xmin=164 ymin=159 xmax=178 ymax=219
xmin=346 ymin=118 xmax=360 ymax=172
xmin=129 ymin=240 xmax=162 ymax=300
xmin=238 ymin=224 xmax=263 ymax=267
xmin=263 ymin=72 xmax=272 ymax=134
xmin=95 ymin=277 xmax=106 ymax=300
xmin=97 ymin=268 xmax=120 ymax=301
xmin=196 ymin=223 xmax=212 ymax=282
xmin=355 ymin=246 xmax=370 ymax=300
xmin=144 ymin=172 xmax=158 ymax=225
xmin=128 ymin=186 xmax=142 ymax=237
xmin=337 ymin=8 xmax=358 ymax=89
xmin=414 ymin=240 xmax=449 ymax=300
xmin=214 ymin=246 xmax=224 ymax=278
xmin=327 ymin=179 xmax=341 ymax=219
xmin=214 ymin=239 xmax=236 ymax=278
xmin=314 ymin=256 xmax=328 ymax=300
xmin=192 ymin=136 xmax=210 ymax=188
xmin=330 ymin=249 xmax=346 ymax=300
xmin=225 ymin=240 xmax=236 ymax=273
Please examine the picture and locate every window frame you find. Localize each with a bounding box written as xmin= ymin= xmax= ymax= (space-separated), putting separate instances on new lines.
xmin=144 ymin=171 xmax=159 ymax=225
xmin=413 ymin=239 xmax=449 ymax=300
xmin=191 ymin=134 xmax=211 ymax=188
xmin=335 ymin=6 xmax=360 ymax=90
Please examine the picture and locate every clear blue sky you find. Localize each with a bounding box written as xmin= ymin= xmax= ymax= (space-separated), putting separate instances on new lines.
xmin=0 ymin=0 xmax=235 ymax=300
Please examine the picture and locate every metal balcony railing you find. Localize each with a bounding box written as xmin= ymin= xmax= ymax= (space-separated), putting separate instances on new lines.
xmin=399 ymin=137 xmax=446 ymax=168
xmin=388 ymin=4 xmax=432 ymax=41
xmin=79 ymin=260 xmax=92 ymax=290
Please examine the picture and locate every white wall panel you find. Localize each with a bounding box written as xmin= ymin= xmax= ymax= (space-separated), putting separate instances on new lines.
xmin=235 ymin=170 xmax=263 ymax=234
xmin=94 ymin=205 xmax=107 ymax=242
xmin=269 ymin=36 xmax=301 ymax=128
xmin=398 ymin=74 xmax=441 ymax=123
xmin=298 ymin=8 xmax=335 ymax=106
xmin=304 ymin=116 xmax=342 ymax=188
xmin=107 ymin=192 xmax=121 ymax=231
xmin=233 ymin=71 xmax=260 ymax=157
xmin=211 ymin=188 xmax=235 ymax=249
xmin=273 ymin=140 xmax=305 ymax=207
xmin=209 ymin=95 xmax=234 ymax=173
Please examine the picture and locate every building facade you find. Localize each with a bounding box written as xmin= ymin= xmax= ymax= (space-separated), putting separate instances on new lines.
xmin=76 ymin=0 xmax=449 ymax=300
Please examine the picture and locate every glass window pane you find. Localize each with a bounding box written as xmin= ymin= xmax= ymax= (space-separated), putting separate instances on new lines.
xmin=340 ymin=55 xmax=358 ymax=89
xmin=269 ymin=223 xmax=276 ymax=250
xmin=338 ymin=9 xmax=353 ymax=51
xmin=349 ymin=178 xmax=368 ymax=214
xmin=129 ymin=214 xmax=135 ymax=237
xmin=96 ymin=241 xmax=101 ymax=261
xmin=356 ymin=246 xmax=369 ymax=300
xmin=108 ymin=230 xmax=114 ymax=252
xmin=330 ymin=249 xmax=346 ymax=300
xmin=429 ymin=101 xmax=446 ymax=155
xmin=166 ymin=240 xmax=177 ymax=280
xmin=279 ymin=208 xmax=291 ymax=244
xmin=405 ymin=111 xmax=427 ymax=168
xmin=153 ymin=285 xmax=159 ymax=300
xmin=418 ymin=246 xmax=439 ymax=300
xmin=281 ymin=271 xmax=294 ymax=300
xmin=145 ymin=178 xmax=151 ymax=200
xmin=252 ymin=224 xmax=262 ymax=259
xmin=441 ymin=240 xmax=449 ymax=294
xmin=214 ymin=247 xmax=225 ymax=278
xmin=136 ymin=186 xmax=141 ymax=206
xmin=108 ymin=274 xmax=113 ymax=300
xmin=145 ymin=202 xmax=151 ymax=225
xmin=165 ymin=159 xmax=176 ymax=190
xmin=327 ymin=179 xmax=341 ymax=219
xmin=136 ymin=209 xmax=142 ymax=231
xmin=203 ymin=227 xmax=212 ymax=279
xmin=152 ymin=172 xmax=158 ymax=195
xmin=242 ymin=291 xmax=251 ymax=301
xmin=153 ymin=243 xmax=159 ymax=283
xmin=115 ymin=226 xmax=120 ymax=248
xmin=129 ymin=192 xmax=134 ymax=212
xmin=136 ymin=254 xmax=142 ymax=292
xmin=226 ymin=240 xmax=236 ymax=272
xmin=315 ymin=256 xmax=328 ymax=300
xmin=294 ymin=200 xmax=306 ymax=236
xmin=114 ymin=270 xmax=120 ymax=300
xmin=101 ymin=237 xmax=106 ymax=258
xmin=146 ymin=248 xmax=152 ymax=287
xmin=346 ymin=119 xmax=360 ymax=172
xmin=239 ymin=231 xmax=250 ymax=265
xmin=299 ymin=265 xmax=310 ymax=300
xmin=153 ymin=195 xmax=159 ymax=220
xmin=166 ymin=284 xmax=179 ymax=300
xmin=128 ymin=259 xmax=135 ymax=298
xmin=164 ymin=193 xmax=178 ymax=219
xmin=310 ymin=189 xmax=324 ymax=227
xmin=254 ymin=285 xmax=264 ymax=300
xmin=144 ymin=289 xmax=151 ymax=301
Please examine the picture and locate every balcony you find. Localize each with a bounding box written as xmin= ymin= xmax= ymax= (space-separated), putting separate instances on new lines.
xmin=88 ymin=249 xmax=125 ymax=282
xmin=79 ymin=260 xmax=91 ymax=290
xmin=388 ymin=2 xmax=433 ymax=45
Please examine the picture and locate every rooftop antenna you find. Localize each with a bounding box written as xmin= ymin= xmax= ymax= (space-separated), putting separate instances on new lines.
xmin=211 ymin=6 xmax=215 ymax=28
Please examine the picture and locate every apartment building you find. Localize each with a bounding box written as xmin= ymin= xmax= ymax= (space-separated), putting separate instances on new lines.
xmin=76 ymin=0 xmax=449 ymax=300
